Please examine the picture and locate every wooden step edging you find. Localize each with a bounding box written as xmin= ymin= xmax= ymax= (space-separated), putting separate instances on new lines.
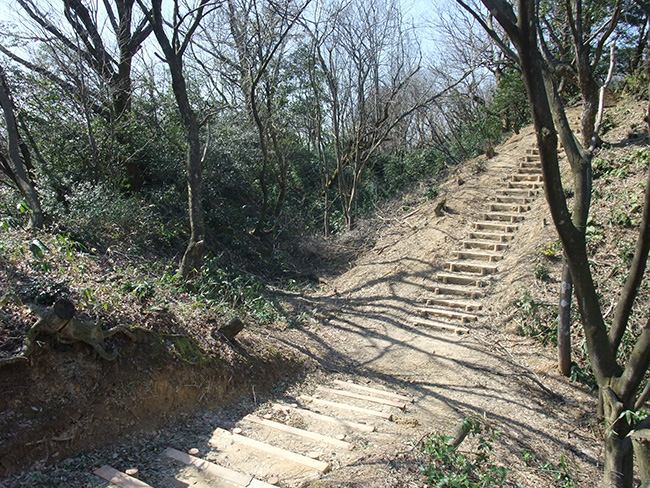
xmin=410 ymin=317 xmax=470 ymax=334
xmin=94 ymin=466 xmax=152 ymax=488
xmin=299 ymin=395 xmax=393 ymax=420
xmin=436 ymin=272 xmax=489 ymax=287
xmin=332 ymin=379 xmax=415 ymax=403
xmin=446 ymin=261 xmax=498 ymax=274
xmin=272 ymin=403 xmax=376 ymax=432
xmin=452 ymin=250 xmax=503 ymax=262
xmin=488 ymin=203 xmax=530 ymax=212
xmin=162 ymin=447 xmax=276 ymax=488
xmin=473 ymin=221 xmax=518 ymax=232
xmin=243 ymin=414 xmax=354 ymax=450
xmin=482 ymin=212 xmax=524 ymax=223
xmin=415 ymin=306 xmax=479 ymax=322
xmin=424 ymin=296 xmax=482 ymax=311
xmin=431 ymin=284 xmax=485 ymax=299
xmin=468 ymin=231 xmax=513 ymax=242
xmin=210 ymin=428 xmax=331 ymax=473
xmin=461 ymin=239 xmax=509 ymax=251
xmin=318 ymin=386 xmax=406 ymax=409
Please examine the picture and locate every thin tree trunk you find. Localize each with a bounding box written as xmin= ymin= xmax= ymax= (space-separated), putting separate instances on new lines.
xmin=0 ymin=63 xmax=43 ymax=229
xmin=149 ymin=0 xmax=207 ymax=279
xmin=558 ymin=256 xmax=573 ymax=376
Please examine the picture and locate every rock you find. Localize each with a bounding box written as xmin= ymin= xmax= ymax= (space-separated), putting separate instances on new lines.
xmin=233 ymin=427 xmax=243 ymax=434
xmin=125 ymin=468 xmax=138 ymax=476
xmin=188 ymin=448 xmax=199 ymax=455
xmin=268 ymin=476 xmax=279 ymax=485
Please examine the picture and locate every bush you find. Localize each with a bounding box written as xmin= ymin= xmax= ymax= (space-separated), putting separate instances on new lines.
xmin=421 ymin=417 xmax=507 ymax=487
xmin=43 ymin=181 xmax=175 ymax=253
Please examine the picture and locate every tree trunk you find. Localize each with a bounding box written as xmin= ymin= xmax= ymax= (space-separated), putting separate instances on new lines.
xmin=603 ymin=434 xmax=634 ymax=488
xmin=632 ymin=429 xmax=650 ymax=487
xmin=179 ymin=115 xmax=206 ymax=278
xmin=602 ymin=386 xmax=634 ymax=488
xmin=558 ymin=256 xmax=573 ymax=376
xmin=0 ymin=63 xmax=43 ymax=229
xmin=150 ymin=0 xmax=207 ymax=279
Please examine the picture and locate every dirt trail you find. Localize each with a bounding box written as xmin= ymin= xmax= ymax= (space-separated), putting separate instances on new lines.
xmin=286 ymin=125 xmax=600 ymax=486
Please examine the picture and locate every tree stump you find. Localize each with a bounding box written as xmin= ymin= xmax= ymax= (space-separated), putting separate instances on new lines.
xmin=217 ymin=318 xmax=244 ymax=341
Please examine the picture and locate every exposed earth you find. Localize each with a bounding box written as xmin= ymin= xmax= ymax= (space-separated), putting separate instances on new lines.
xmin=2 ymin=99 xmax=649 ymax=487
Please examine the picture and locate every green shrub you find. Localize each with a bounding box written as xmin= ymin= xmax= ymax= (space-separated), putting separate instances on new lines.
xmin=421 ymin=418 xmax=507 ymax=487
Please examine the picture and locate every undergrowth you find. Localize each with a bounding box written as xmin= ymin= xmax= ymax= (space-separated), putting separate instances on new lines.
xmin=420 ymin=417 xmax=507 ymax=487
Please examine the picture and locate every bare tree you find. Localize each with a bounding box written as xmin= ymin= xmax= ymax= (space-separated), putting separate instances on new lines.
xmin=0 ymin=62 xmax=43 ymax=228
xmin=3 ymin=0 xmax=153 ymax=189
xmin=460 ymin=0 xmax=650 ymax=484
xmin=140 ymin=0 xmax=217 ymax=278
xmin=457 ymin=0 xmax=620 ymax=377
xmin=307 ymin=0 xmax=439 ymax=231
xmin=220 ymin=0 xmax=309 ymax=235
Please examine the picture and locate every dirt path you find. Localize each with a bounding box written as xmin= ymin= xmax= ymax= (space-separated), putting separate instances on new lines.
xmin=285 ymin=126 xmax=600 ymax=487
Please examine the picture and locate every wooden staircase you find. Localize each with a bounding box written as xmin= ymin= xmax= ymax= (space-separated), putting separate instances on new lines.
xmin=411 ymin=147 xmax=543 ymax=335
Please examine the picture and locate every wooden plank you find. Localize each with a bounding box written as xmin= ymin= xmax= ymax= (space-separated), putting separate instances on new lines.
xmin=318 ymin=386 xmax=406 ymax=409
xmin=162 ymin=447 xmax=254 ymax=486
xmin=93 ymin=466 xmax=152 ymax=488
xmin=410 ymin=317 xmax=470 ymax=334
xmin=332 ymin=380 xmax=415 ymax=403
xmin=210 ymin=428 xmax=330 ymax=473
xmin=299 ymin=395 xmax=393 ymax=420
xmin=271 ymin=403 xmax=376 ymax=432
xmin=243 ymin=414 xmax=353 ymax=450
xmin=249 ymin=479 xmax=279 ymax=488
xmin=415 ymin=306 xmax=479 ymax=322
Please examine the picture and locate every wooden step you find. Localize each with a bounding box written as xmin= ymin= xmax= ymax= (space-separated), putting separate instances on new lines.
xmin=271 ymin=403 xmax=376 ymax=432
xmin=482 ymin=212 xmax=524 ymax=223
xmin=517 ymin=166 xmax=542 ymax=174
xmin=468 ymin=231 xmax=513 ymax=242
xmin=423 ymin=296 xmax=482 ymax=311
xmin=446 ymin=260 xmax=497 ymax=275
xmin=507 ymin=180 xmax=543 ymax=189
xmin=488 ymin=202 xmax=530 ymax=213
xmin=415 ymin=306 xmax=479 ymax=323
xmin=473 ymin=220 xmax=519 ymax=232
xmin=162 ymin=448 xmax=276 ymax=487
xmin=525 ymin=154 xmax=540 ymax=162
xmin=519 ymin=160 xmax=541 ymax=168
xmin=332 ymin=380 xmax=415 ymax=403
xmin=94 ymin=466 xmax=152 ymax=488
xmin=526 ymin=148 xmax=539 ymax=155
xmin=494 ymin=195 xmax=533 ymax=204
xmin=410 ymin=317 xmax=470 ymax=334
xmin=430 ymin=283 xmax=485 ymax=299
xmin=496 ymin=188 xmax=540 ymax=197
xmin=436 ymin=272 xmax=489 ymax=287
xmin=299 ymin=395 xmax=393 ymax=420
xmin=460 ymin=239 xmax=509 ymax=251
xmin=210 ymin=428 xmax=331 ymax=473
xmin=512 ymin=174 xmax=543 ymax=182
xmin=243 ymin=414 xmax=354 ymax=450
xmin=317 ymin=386 xmax=406 ymax=409
xmin=452 ymin=249 xmax=503 ymax=262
